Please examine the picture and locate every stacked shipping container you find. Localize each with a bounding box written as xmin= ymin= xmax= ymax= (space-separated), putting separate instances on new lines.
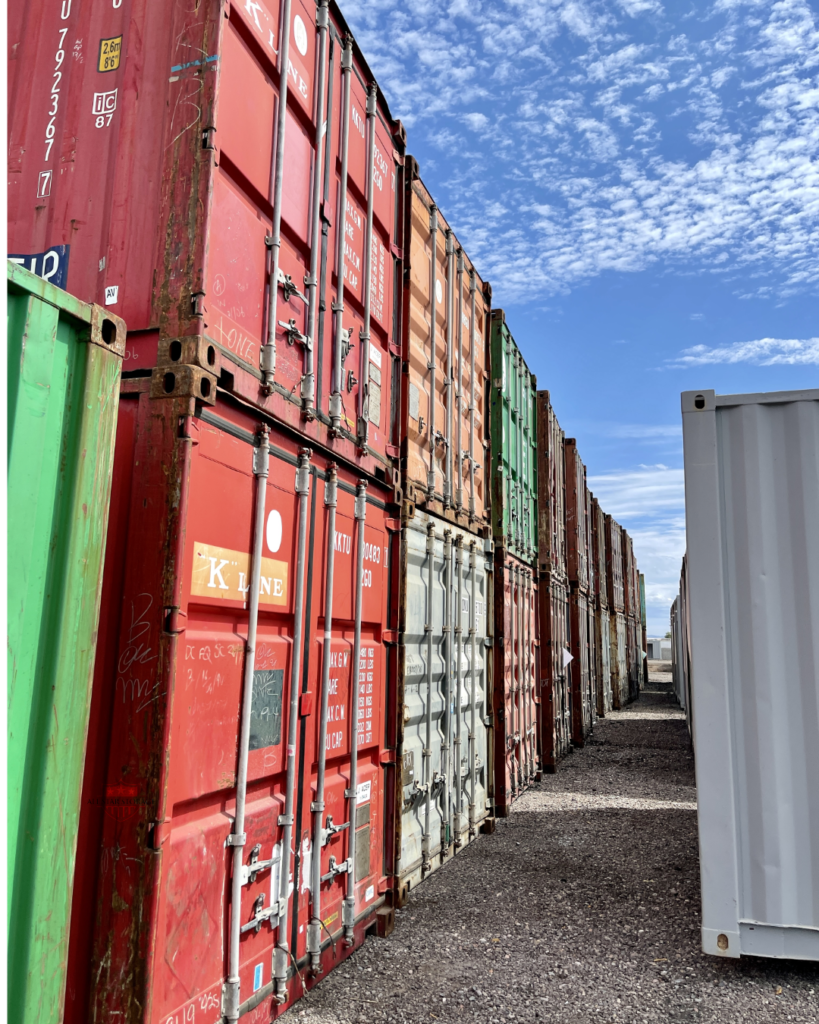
xmin=8 ymin=0 xmax=647 ymax=1018
xmin=591 ymin=497 xmax=612 ymax=716
xmin=393 ymin=160 xmax=494 ymax=902
xmin=490 ymin=312 xmax=539 ymax=812
xmin=536 ymin=392 xmax=572 ymax=771
xmin=565 ymin=440 xmax=593 ymax=744
xmin=605 ymin=515 xmax=629 ymax=708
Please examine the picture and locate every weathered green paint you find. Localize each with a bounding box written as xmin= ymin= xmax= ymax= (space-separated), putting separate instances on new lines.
xmin=7 ymin=262 xmax=125 ymax=1024
xmin=639 ymin=572 xmax=647 ymax=629
xmin=489 ymin=310 xmax=538 ymax=565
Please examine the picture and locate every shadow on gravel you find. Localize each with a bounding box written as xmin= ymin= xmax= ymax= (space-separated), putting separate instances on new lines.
xmin=284 ymin=689 xmax=819 ymax=1024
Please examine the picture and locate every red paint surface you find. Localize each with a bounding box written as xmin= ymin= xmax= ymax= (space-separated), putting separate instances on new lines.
xmin=8 ymin=0 xmax=405 ymax=481
xmin=67 ymin=392 xmax=396 ymax=1022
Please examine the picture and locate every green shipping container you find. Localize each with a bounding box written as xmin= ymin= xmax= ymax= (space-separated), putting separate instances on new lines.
xmin=7 ymin=262 xmax=125 ymax=1024
xmin=489 ymin=310 xmax=538 ymax=565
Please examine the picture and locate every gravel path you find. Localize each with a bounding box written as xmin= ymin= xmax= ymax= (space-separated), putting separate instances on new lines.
xmin=284 ymin=672 xmax=818 ymax=1023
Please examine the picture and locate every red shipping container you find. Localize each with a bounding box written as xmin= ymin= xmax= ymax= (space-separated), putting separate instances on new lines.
xmin=605 ymin=515 xmax=625 ymax=614
xmin=8 ymin=0 xmax=406 ymax=484
xmin=65 ymin=381 xmax=398 ymax=1023
xmin=538 ymin=572 xmax=571 ymax=771
xmin=564 ymin=440 xmax=589 ymax=591
xmin=568 ymin=590 xmax=593 ymax=745
xmin=493 ymin=551 xmax=539 ymax=814
xmin=535 ymin=391 xmax=571 ymax=771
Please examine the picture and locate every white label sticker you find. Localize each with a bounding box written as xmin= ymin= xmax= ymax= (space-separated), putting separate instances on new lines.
xmin=365 ymin=884 xmax=374 ymax=903
xmin=293 ymin=14 xmax=308 ymax=56
xmin=369 ymin=345 xmax=382 ymax=368
xmin=356 ymin=780 xmax=371 ymax=805
xmin=435 ymin=279 xmax=443 ymax=304
xmin=104 ymin=285 xmax=118 ymax=305
xmin=266 ymin=510 xmax=283 ymax=554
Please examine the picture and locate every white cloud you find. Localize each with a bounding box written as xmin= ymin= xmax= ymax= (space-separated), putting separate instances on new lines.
xmin=668 ymin=336 xmax=819 ymax=366
xmin=587 ymin=464 xmax=686 ymax=635
xmin=605 ymin=423 xmax=681 ymax=439
xmin=587 ymin=464 xmax=684 ymax=518
xmin=341 ymin=0 xmax=819 ymax=302
xmin=462 ymin=112 xmax=489 ymax=131
xmin=617 ymin=0 xmax=663 ymax=16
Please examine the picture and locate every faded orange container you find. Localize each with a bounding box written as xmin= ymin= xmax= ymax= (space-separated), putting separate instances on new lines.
xmin=400 ymin=161 xmax=491 ymax=533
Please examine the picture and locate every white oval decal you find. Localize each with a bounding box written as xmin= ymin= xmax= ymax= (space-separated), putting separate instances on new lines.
xmin=266 ymin=510 xmax=283 ymax=553
xmin=435 ymin=279 xmax=443 ymax=304
xmin=293 ymin=14 xmax=308 ymax=57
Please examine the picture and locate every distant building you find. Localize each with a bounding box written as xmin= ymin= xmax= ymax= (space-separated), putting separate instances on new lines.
xmin=647 ymin=637 xmax=672 ymax=661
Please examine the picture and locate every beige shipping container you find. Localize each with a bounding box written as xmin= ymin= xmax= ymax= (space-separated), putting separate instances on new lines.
xmin=400 ymin=160 xmax=492 ymax=533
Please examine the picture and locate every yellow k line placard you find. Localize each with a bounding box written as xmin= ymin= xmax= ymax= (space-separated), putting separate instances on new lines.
xmin=191 ymin=542 xmax=288 ymax=606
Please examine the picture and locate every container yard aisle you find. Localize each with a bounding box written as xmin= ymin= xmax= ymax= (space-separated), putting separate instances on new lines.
xmin=283 ymin=665 xmax=817 ymax=1024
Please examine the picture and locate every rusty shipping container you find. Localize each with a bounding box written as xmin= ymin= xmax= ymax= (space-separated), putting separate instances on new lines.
xmin=640 ymin=573 xmax=649 ymax=689
xmin=399 ymin=164 xmax=491 ymax=532
xmin=605 ymin=515 xmax=624 ymax=614
xmin=591 ymin=497 xmax=612 ymax=716
xmin=65 ymin=385 xmax=398 ymax=1023
xmin=565 ymin=440 xmax=589 ymax=591
xmin=493 ymin=551 xmax=539 ymax=813
xmin=568 ymin=590 xmax=593 ymax=744
xmin=584 ymin=488 xmax=598 ymax=732
xmin=609 ymin=609 xmax=629 ymax=710
xmin=537 ymin=572 xmax=572 ymax=770
xmin=535 ymin=391 xmax=571 ymax=770
xmin=622 ymin=532 xmax=641 ymax=701
xmin=9 ymin=0 xmax=406 ymax=487
xmin=392 ymin=507 xmax=494 ymax=904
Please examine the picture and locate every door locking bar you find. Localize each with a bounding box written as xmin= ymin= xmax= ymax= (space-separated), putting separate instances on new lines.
xmin=321 ymin=855 xmax=353 ymax=884
xmin=240 ymin=843 xmax=281 ymax=886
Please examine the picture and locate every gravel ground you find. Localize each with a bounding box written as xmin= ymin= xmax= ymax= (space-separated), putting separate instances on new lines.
xmin=284 ymin=671 xmax=818 ymax=1023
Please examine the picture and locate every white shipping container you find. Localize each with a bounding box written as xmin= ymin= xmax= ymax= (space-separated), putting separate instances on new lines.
xmin=682 ymin=387 xmax=819 ymax=961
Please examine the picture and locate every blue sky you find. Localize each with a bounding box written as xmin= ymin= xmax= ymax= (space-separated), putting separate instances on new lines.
xmin=343 ymin=0 xmax=819 ymax=634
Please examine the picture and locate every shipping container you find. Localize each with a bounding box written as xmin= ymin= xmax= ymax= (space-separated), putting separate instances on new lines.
xmin=639 ymin=573 xmax=649 ymax=689
xmin=586 ymin=597 xmax=599 ymax=728
xmin=681 ymin=386 xmax=819 ymax=961
xmin=392 ymin=508 xmax=494 ymax=904
xmin=622 ymin=531 xmax=637 ymax=620
xmin=568 ymin=590 xmax=593 ymax=744
xmin=399 ymin=164 xmax=491 ymax=532
xmin=565 ymin=440 xmax=589 ymax=591
xmin=537 ymin=573 xmax=572 ymax=771
xmin=493 ymin=551 xmax=539 ymax=813
xmin=591 ymin=497 xmax=612 ymax=716
xmin=595 ymin=607 xmax=613 ymax=717
xmin=489 ymin=311 xmax=537 ymax=566
xmin=65 ymin=385 xmax=398 ymax=1023
xmin=536 ymin=391 xmax=567 ymax=578
xmin=8 ymin=263 xmax=125 ymax=1024
xmin=535 ymin=391 xmax=571 ymax=769
xmin=604 ymin=515 xmax=624 ymax=613
xmin=627 ymin=615 xmax=641 ymax=702
xmin=608 ymin=609 xmax=628 ymax=710
xmin=9 ymin=0 xmax=406 ymax=486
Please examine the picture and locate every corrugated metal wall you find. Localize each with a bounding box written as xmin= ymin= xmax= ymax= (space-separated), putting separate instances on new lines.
xmin=683 ymin=387 xmax=819 ymax=960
